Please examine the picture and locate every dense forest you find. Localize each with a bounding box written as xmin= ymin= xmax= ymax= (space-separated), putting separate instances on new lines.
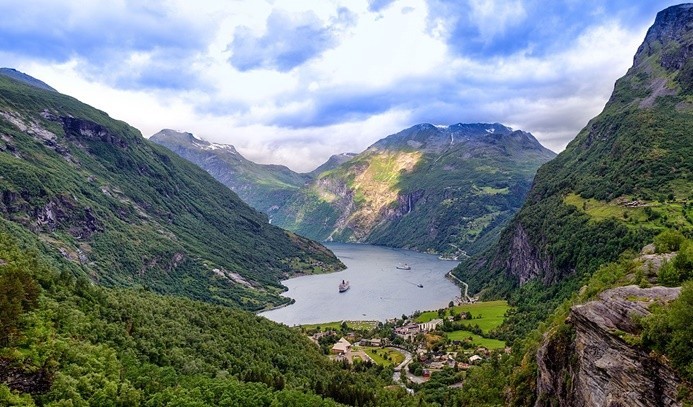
xmin=0 ymin=229 xmax=421 ymax=406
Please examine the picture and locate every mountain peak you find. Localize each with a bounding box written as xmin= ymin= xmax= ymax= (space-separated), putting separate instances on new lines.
xmin=0 ymin=67 xmax=57 ymax=92
xmin=371 ymin=121 xmax=549 ymax=154
xmin=634 ymin=3 xmax=693 ymax=71
xmin=152 ymin=129 xmax=205 ymax=144
xmin=447 ymin=122 xmax=513 ymax=134
xmin=151 ymin=129 xmax=240 ymax=154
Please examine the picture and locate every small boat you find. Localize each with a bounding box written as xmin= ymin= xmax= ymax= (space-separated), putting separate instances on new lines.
xmin=417 ymin=284 xmax=424 ymax=288
xmin=339 ymin=280 xmax=350 ymax=293
xmin=396 ymin=263 xmax=411 ymax=270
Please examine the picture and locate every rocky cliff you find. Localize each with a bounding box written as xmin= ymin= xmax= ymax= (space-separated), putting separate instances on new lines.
xmin=535 ymin=285 xmax=683 ymax=407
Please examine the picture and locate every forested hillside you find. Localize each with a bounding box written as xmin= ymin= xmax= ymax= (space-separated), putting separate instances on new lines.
xmin=0 ymin=74 xmax=343 ymax=311
xmin=455 ymin=3 xmax=693 ymax=341
xmin=0 ymin=231 xmax=420 ymax=406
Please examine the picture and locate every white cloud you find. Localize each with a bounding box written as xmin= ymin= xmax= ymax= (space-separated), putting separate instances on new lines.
xmin=2 ymin=0 xmax=675 ymax=172
xmin=467 ymin=0 xmax=527 ymax=42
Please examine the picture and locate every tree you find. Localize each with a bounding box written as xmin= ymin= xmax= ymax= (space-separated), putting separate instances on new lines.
xmin=0 ymin=266 xmax=39 ymax=346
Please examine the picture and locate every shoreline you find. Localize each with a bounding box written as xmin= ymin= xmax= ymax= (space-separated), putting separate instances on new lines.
xmin=261 ymin=242 xmax=461 ymax=324
xmin=257 ymin=299 xmax=294 ymax=314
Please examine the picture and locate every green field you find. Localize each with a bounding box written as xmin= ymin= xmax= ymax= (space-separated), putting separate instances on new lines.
xmin=564 ymin=193 xmax=693 ymax=232
xmin=446 ymin=331 xmax=506 ymax=349
xmin=361 ymin=347 xmax=405 ymax=366
xmin=415 ymin=300 xmax=510 ymax=333
xmin=300 ymin=320 xmax=379 ymax=332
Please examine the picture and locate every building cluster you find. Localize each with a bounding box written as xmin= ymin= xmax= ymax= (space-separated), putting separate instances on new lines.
xmin=305 ymin=315 xmax=509 ymax=384
xmin=393 ymin=318 xmax=444 ymax=341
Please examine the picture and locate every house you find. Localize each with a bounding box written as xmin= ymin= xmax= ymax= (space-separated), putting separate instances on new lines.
xmin=468 ymin=355 xmax=483 ymax=364
xmin=360 ymin=338 xmax=382 ymax=347
xmin=311 ymin=330 xmax=336 ymax=341
xmin=394 ymin=323 xmax=420 ymax=340
xmin=418 ymin=318 xmax=443 ymax=332
xmin=428 ymin=361 xmax=447 ymax=369
xmin=331 ymin=338 xmax=352 ymax=355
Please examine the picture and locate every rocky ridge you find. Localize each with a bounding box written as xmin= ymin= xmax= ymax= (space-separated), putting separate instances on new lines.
xmin=150 ymin=129 xmax=310 ymax=214
xmin=535 ymin=285 xmax=683 ymax=407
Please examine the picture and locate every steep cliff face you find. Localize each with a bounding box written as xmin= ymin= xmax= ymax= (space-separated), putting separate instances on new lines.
xmin=455 ymin=4 xmax=693 ymax=296
xmin=273 ymin=123 xmax=555 ymax=256
xmin=535 ymin=286 xmax=683 ymax=407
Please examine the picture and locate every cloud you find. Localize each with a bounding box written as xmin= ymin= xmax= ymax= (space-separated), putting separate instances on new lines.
xmin=0 ymin=0 xmax=212 ymax=90
xmin=428 ymin=0 xmax=673 ymax=58
xmin=1 ymin=0 xmax=685 ymax=172
xmin=228 ymin=9 xmax=355 ymax=72
xmin=368 ymin=0 xmax=397 ymax=13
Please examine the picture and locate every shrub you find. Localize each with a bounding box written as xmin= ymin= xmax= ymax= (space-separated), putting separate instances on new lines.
xmin=654 ymin=230 xmax=686 ymax=253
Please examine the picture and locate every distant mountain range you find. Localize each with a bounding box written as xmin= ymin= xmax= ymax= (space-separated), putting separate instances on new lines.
xmin=0 ymin=70 xmax=343 ymax=311
xmin=152 ymin=123 xmax=556 ymax=257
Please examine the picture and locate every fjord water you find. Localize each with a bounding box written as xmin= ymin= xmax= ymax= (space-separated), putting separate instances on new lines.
xmin=260 ymin=243 xmax=460 ymax=325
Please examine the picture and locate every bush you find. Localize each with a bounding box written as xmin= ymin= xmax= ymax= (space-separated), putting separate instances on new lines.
xmin=658 ymin=261 xmax=681 ymax=287
xmin=641 ymin=282 xmax=693 ymax=381
xmin=654 ymin=230 xmax=686 ymax=253
xmin=672 ymin=240 xmax=693 ymax=278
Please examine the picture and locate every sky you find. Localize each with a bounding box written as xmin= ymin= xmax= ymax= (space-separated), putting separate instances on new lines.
xmin=0 ymin=0 xmax=683 ymax=172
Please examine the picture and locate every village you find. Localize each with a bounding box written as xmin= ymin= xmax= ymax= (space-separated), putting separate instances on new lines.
xmin=302 ymin=300 xmax=510 ymax=388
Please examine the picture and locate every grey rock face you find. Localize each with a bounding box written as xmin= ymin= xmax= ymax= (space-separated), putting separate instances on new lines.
xmin=536 ymin=286 xmax=683 ymax=407
xmin=500 ymin=223 xmax=553 ymax=285
xmin=635 ymin=4 xmax=693 ymax=71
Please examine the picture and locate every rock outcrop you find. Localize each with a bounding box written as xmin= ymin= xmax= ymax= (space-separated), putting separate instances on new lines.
xmin=535 ymin=285 xmax=683 ymax=407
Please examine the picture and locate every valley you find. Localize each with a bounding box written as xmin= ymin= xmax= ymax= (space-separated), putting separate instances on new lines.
xmin=1 ymin=3 xmax=692 ymax=407
xmin=152 ymin=123 xmax=556 ymax=258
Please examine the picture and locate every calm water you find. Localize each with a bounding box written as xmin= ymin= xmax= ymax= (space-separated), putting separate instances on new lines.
xmin=260 ymin=243 xmax=460 ymax=325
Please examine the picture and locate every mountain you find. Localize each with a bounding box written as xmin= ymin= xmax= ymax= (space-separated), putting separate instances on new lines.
xmin=307 ymin=152 xmax=358 ymax=177
xmin=0 ymin=73 xmax=343 ymax=311
xmin=150 ymin=129 xmax=311 ymax=214
xmin=455 ymin=3 xmax=693 ymax=337
xmin=272 ymin=123 xmax=556 ymax=257
xmin=0 ymin=67 xmax=56 ymax=92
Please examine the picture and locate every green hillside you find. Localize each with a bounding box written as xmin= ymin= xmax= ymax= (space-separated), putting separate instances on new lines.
xmin=273 ymin=123 xmax=556 ymax=257
xmin=0 ymin=231 xmax=417 ymax=406
xmin=0 ymin=74 xmax=343 ymax=311
xmin=150 ymin=129 xmax=311 ymax=214
xmin=454 ymin=2 xmax=693 ymax=341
